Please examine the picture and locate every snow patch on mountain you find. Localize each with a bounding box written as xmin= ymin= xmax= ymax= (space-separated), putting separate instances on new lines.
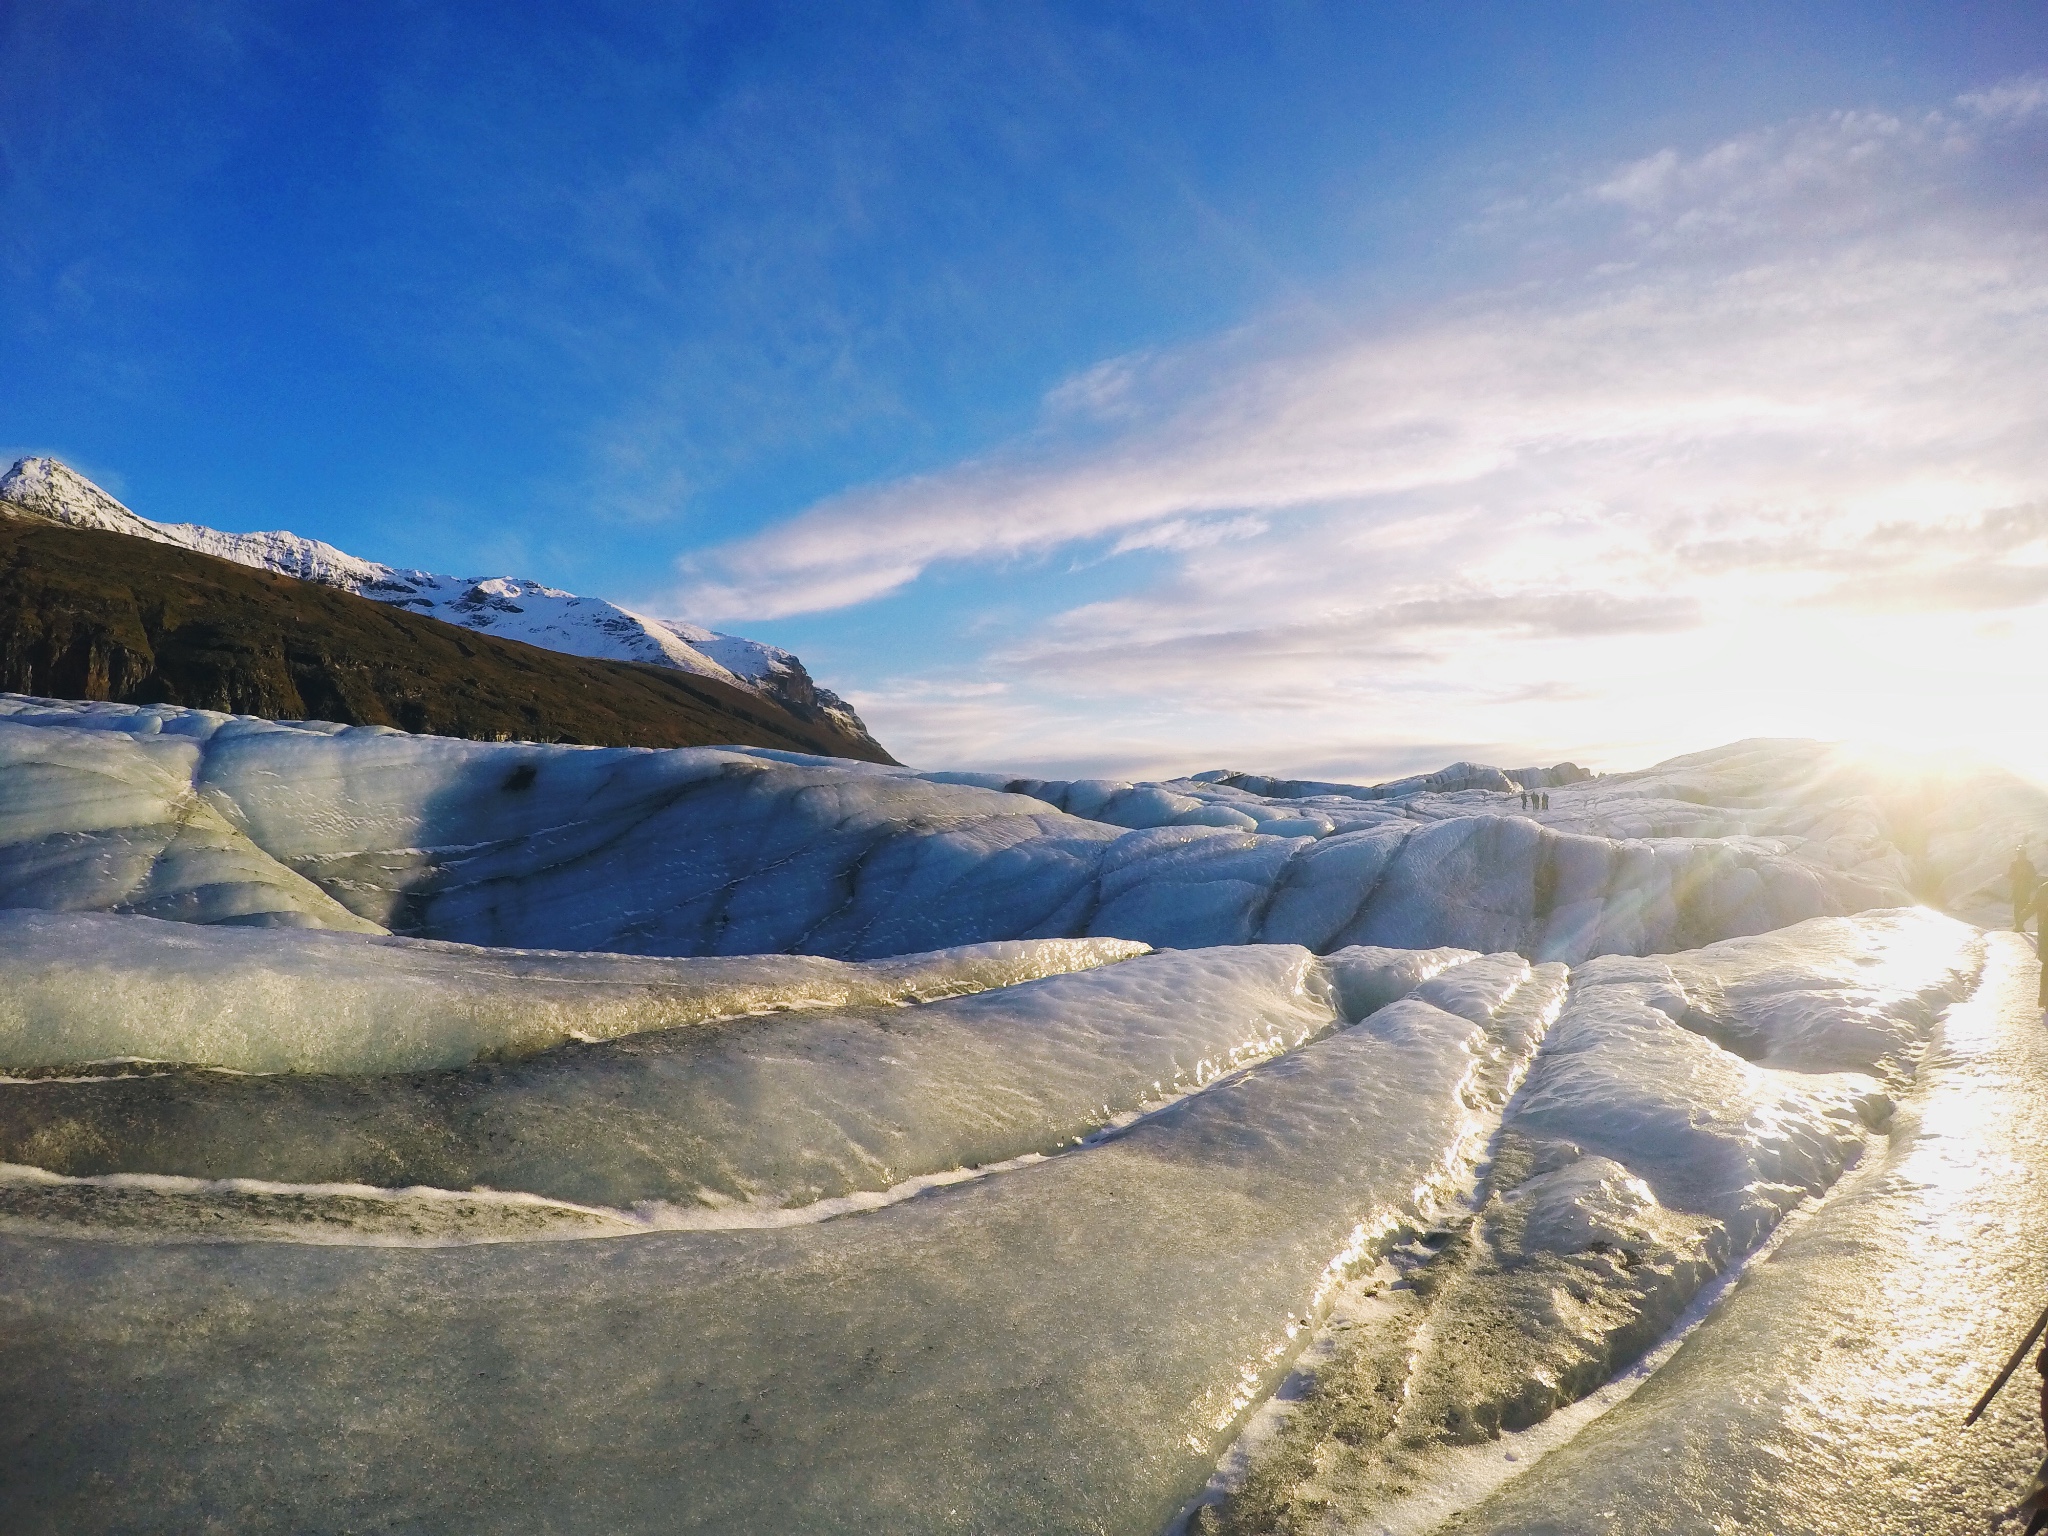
xmin=0 ymin=455 xmax=177 ymax=544
xmin=0 ymin=457 xmax=869 ymax=739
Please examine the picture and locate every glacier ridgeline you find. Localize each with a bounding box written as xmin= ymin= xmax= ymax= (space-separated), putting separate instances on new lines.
xmin=0 ymin=900 xmax=1990 ymax=1533
xmin=0 ymin=694 xmax=1998 ymax=966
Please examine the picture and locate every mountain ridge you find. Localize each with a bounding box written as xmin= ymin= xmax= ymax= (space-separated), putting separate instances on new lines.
xmin=0 ymin=506 xmax=896 ymax=760
xmin=0 ymin=456 xmax=874 ymax=747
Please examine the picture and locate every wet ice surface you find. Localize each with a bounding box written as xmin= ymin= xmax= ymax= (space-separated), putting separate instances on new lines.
xmin=1193 ymin=909 xmax=1985 ymax=1535
xmin=0 ymin=698 xmax=2026 ymax=1536
xmin=0 ymin=945 xmax=1340 ymax=1212
xmin=0 ymin=954 xmax=1554 ymax=1534
xmin=0 ymin=908 xmax=1146 ymax=1074
xmin=1660 ymin=906 xmax=1986 ymax=1077
xmin=1436 ymin=931 xmax=2048 ymax=1536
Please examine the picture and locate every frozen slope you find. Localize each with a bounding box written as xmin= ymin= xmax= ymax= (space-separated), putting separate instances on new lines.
xmin=0 ymin=938 xmax=1340 ymax=1211
xmin=0 ymin=908 xmax=1146 ymax=1075
xmin=0 ymin=914 xmax=1990 ymax=1532
xmin=0 ymin=698 xmax=1953 ymax=963
xmin=0 ymin=456 xmax=870 ymax=741
xmin=1438 ymin=931 xmax=2048 ymax=1536
xmin=0 ymin=945 xmax=1559 ymax=1533
xmin=1195 ymin=908 xmax=1984 ymax=1534
xmin=0 ymin=712 xmax=383 ymax=932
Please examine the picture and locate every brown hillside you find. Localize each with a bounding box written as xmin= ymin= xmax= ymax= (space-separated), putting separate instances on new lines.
xmin=0 ymin=509 xmax=895 ymax=762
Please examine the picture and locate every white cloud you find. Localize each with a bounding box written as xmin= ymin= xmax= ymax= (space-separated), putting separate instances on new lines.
xmin=1108 ymin=514 xmax=1268 ymax=556
xmin=1958 ymin=75 xmax=2048 ymax=123
xmin=665 ymin=82 xmax=2048 ymax=781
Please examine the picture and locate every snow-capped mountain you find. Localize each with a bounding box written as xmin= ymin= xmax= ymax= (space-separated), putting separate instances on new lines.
xmin=0 ymin=456 xmax=869 ymax=740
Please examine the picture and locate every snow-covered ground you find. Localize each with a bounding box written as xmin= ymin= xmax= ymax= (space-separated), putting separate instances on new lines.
xmin=0 ymin=694 xmax=2043 ymax=1532
xmin=0 ymin=455 xmax=870 ymax=739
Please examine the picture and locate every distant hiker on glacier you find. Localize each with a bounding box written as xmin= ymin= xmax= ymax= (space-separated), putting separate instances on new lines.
xmin=2015 ymin=847 xmax=2040 ymax=931
xmin=2032 ymin=880 xmax=2048 ymax=1008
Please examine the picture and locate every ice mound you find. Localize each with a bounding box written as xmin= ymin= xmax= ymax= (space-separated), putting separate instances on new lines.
xmin=1661 ymin=906 xmax=1984 ymax=1075
xmin=130 ymin=715 xmax=1124 ymax=956
xmin=1507 ymin=1149 xmax=1693 ymax=1260
xmin=1556 ymin=907 xmax=1984 ymax=1081
xmin=0 ymin=943 xmax=1342 ymax=1211
xmin=1517 ymin=737 xmax=2048 ymax=927
xmin=0 ymin=940 xmax=1560 ymax=1533
xmin=0 ymin=909 xmax=1147 ymax=1074
xmin=0 ymin=719 xmax=381 ymax=931
xmin=1504 ymin=998 xmax=1886 ymax=1252
xmin=0 ymin=699 xmax=1937 ymax=963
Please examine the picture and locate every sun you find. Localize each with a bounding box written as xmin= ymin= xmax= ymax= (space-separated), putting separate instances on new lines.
xmin=1442 ymin=599 xmax=2048 ymax=790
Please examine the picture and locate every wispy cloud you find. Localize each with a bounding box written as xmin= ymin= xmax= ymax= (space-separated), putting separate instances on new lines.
xmin=671 ymin=81 xmax=2048 ymax=779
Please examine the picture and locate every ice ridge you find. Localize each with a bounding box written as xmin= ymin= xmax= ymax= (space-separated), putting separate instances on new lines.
xmin=0 ymin=697 xmax=1976 ymax=966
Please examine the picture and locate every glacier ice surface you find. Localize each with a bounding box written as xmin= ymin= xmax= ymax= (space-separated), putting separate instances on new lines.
xmin=0 ymin=690 xmax=2030 ymax=1532
xmin=0 ymin=697 xmax=1992 ymax=964
xmin=0 ymin=908 xmax=1147 ymax=1075
xmin=1194 ymin=907 xmax=1985 ymax=1535
xmin=0 ymin=944 xmax=1556 ymax=1533
xmin=0 ymin=941 xmax=1347 ymax=1212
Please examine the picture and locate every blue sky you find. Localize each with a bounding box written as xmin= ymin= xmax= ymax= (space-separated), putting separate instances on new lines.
xmin=7 ymin=3 xmax=2048 ymax=777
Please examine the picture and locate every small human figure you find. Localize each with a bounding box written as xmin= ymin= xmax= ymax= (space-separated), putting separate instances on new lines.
xmin=2022 ymin=1343 xmax=2048 ymax=1532
xmin=1519 ymin=790 xmax=1529 ymax=811
xmin=2033 ymin=880 xmax=2048 ymax=1010
xmin=1541 ymin=792 xmax=1551 ymax=811
xmin=2016 ymin=846 xmax=2040 ymax=932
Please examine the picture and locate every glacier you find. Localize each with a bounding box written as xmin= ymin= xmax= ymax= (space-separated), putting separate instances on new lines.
xmin=0 ymin=694 xmax=2044 ymax=1533
xmin=0 ymin=908 xmax=1148 ymax=1075
xmin=2 ymin=695 xmax=2011 ymax=964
